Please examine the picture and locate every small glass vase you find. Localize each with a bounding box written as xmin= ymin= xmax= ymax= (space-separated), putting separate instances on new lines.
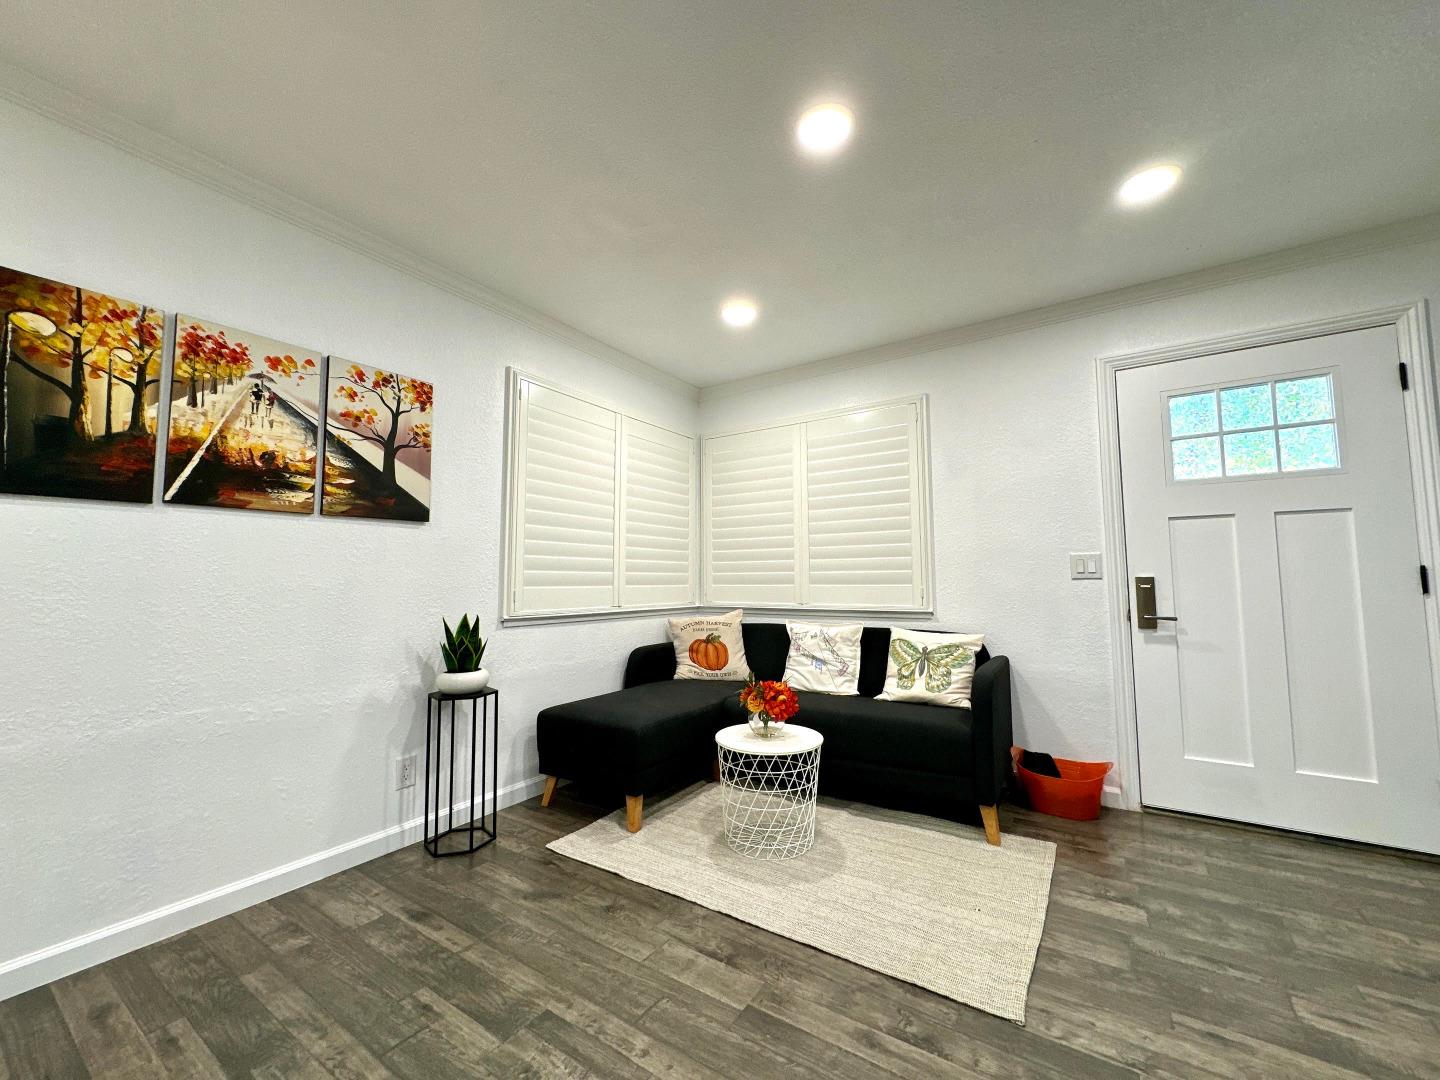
xmin=748 ymin=715 xmax=782 ymax=738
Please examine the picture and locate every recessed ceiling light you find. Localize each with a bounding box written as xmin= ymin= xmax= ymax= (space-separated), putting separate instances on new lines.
xmin=796 ymin=103 xmax=854 ymax=156
xmin=720 ymin=297 xmax=759 ymax=328
xmin=1117 ymin=164 xmax=1182 ymax=207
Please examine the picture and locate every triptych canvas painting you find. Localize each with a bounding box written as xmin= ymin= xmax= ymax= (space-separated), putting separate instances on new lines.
xmin=1 ymin=263 xmax=433 ymax=521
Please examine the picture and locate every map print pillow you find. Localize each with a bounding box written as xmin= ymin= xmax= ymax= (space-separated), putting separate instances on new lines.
xmin=782 ymin=622 xmax=863 ymax=695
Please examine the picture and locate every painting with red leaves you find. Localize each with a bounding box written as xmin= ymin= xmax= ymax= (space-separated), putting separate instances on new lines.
xmin=163 ymin=316 xmax=323 ymax=513
xmin=0 ymin=264 xmax=164 ymax=503
xmin=321 ymin=358 xmax=432 ymax=522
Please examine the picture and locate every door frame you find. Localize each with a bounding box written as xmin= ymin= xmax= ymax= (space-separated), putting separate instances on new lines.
xmin=1095 ymin=302 xmax=1440 ymax=811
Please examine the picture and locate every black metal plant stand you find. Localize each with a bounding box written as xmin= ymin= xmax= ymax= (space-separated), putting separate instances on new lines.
xmin=424 ymin=687 xmax=499 ymax=857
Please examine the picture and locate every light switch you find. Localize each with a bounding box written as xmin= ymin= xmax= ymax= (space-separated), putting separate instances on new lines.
xmin=1070 ymin=552 xmax=1103 ymax=580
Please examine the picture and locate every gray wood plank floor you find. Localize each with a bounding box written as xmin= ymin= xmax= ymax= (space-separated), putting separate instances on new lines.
xmin=4 ymin=789 xmax=1439 ymax=1078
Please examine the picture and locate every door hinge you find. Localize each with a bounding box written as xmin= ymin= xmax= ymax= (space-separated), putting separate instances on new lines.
xmin=1399 ymin=361 xmax=1410 ymax=391
xmin=1422 ymin=564 xmax=1431 ymax=596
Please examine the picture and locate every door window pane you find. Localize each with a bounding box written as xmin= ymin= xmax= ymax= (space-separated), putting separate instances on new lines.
xmin=1169 ymin=371 xmax=1340 ymax=482
xmin=1223 ymin=431 xmax=1278 ymax=475
xmin=1220 ymin=383 xmax=1273 ymax=430
xmin=1279 ymin=423 xmax=1339 ymax=472
xmin=1275 ymin=375 xmax=1334 ymax=424
xmin=1169 ymin=391 xmax=1218 ymax=437
xmin=1172 ymin=436 xmax=1222 ymax=480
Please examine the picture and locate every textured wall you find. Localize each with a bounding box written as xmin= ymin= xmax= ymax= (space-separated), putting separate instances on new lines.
xmin=0 ymin=100 xmax=697 ymax=984
xmin=700 ymin=236 xmax=1440 ymax=786
xmin=6 ymin=88 xmax=1440 ymax=994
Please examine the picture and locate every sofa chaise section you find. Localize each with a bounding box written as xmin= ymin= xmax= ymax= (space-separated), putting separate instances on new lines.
xmin=537 ymin=675 xmax=743 ymax=831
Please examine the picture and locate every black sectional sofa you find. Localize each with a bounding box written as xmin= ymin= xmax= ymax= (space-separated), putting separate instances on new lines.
xmin=537 ymin=622 xmax=1013 ymax=843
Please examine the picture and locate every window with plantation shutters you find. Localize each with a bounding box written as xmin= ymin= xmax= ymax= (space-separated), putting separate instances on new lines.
xmin=805 ymin=402 xmax=925 ymax=609
xmin=505 ymin=371 xmax=696 ymax=618
xmin=704 ymin=426 xmax=800 ymax=606
xmin=702 ymin=397 xmax=930 ymax=612
xmin=620 ymin=418 xmax=695 ymax=608
xmin=509 ymin=380 xmax=617 ymax=615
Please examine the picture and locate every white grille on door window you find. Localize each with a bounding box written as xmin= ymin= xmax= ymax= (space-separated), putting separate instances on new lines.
xmin=1168 ymin=373 xmax=1340 ymax=482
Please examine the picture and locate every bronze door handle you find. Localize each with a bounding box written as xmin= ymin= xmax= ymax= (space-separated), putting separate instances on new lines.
xmin=1134 ymin=576 xmax=1178 ymax=629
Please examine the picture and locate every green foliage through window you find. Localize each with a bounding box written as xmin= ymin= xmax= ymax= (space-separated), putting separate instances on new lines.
xmin=1169 ymin=373 xmax=1338 ymax=482
xmin=1275 ymin=376 xmax=1334 ymax=425
xmin=1169 ymin=391 xmax=1217 ymax=437
xmin=1220 ymin=384 xmax=1273 ymax=431
xmin=1172 ymin=436 xmax=1222 ymax=480
xmin=1278 ymin=423 xmax=1339 ymax=472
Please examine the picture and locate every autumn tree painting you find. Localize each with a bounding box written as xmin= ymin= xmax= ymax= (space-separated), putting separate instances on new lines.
xmin=163 ymin=316 xmax=323 ymax=513
xmin=322 ymin=358 xmax=432 ymax=521
xmin=0 ymin=264 xmax=165 ymax=502
xmin=100 ymin=303 xmax=165 ymax=437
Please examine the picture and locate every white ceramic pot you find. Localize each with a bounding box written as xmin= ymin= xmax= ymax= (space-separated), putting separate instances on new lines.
xmin=435 ymin=668 xmax=490 ymax=695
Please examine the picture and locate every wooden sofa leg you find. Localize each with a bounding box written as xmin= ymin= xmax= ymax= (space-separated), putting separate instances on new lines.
xmin=540 ymin=776 xmax=558 ymax=807
xmin=980 ymin=804 xmax=1001 ymax=846
xmin=711 ymin=756 xmax=721 ymax=782
xmin=625 ymin=795 xmax=644 ymax=833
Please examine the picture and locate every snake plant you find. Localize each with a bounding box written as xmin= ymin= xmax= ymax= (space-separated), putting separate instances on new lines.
xmin=441 ymin=614 xmax=487 ymax=673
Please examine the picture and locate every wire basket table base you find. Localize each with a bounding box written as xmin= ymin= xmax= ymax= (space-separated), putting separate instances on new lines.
xmin=717 ymin=743 xmax=822 ymax=860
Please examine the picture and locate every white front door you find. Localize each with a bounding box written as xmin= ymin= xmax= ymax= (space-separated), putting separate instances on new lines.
xmin=1117 ymin=325 xmax=1440 ymax=854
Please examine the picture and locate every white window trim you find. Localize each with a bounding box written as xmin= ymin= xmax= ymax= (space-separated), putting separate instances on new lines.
xmin=699 ymin=394 xmax=935 ymax=616
xmin=502 ymin=367 xmax=699 ymax=623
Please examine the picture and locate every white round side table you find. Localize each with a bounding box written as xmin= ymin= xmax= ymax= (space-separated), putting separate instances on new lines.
xmin=714 ymin=723 xmax=824 ymax=860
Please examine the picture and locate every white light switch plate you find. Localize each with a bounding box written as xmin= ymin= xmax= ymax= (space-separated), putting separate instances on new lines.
xmin=1070 ymin=552 xmax=1103 ymax=580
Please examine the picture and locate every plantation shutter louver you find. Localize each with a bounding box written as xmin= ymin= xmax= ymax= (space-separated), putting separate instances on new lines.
xmin=804 ymin=401 xmax=924 ymax=608
xmin=704 ymin=426 xmax=801 ymax=606
xmin=511 ymin=381 xmax=617 ymax=614
xmin=620 ymin=417 xmax=695 ymax=607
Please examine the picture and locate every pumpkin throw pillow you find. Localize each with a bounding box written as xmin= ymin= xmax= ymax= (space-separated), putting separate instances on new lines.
xmin=782 ymin=622 xmax=863 ymax=695
xmin=877 ymin=628 xmax=985 ymax=708
xmin=669 ymin=609 xmax=749 ymax=681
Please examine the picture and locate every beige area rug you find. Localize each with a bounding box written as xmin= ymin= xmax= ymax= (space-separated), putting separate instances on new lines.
xmin=547 ymin=783 xmax=1056 ymax=1023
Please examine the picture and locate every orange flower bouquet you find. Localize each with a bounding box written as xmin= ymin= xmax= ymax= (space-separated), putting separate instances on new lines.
xmin=738 ymin=675 xmax=799 ymax=738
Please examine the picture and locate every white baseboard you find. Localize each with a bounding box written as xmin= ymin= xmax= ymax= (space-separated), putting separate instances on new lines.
xmin=0 ymin=774 xmax=548 ymax=1003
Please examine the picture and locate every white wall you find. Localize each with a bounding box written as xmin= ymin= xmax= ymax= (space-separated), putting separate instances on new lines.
xmin=0 ymin=100 xmax=698 ymax=997
xmin=701 ymin=234 xmax=1440 ymax=789
xmin=7 ymin=89 xmax=1439 ymax=1002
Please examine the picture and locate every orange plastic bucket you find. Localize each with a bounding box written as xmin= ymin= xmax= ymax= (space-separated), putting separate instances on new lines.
xmin=1012 ymin=747 xmax=1111 ymax=820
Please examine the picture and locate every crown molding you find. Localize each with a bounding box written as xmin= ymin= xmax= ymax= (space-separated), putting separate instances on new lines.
xmin=0 ymin=65 xmax=699 ymax=401
xmin=699 ymin=211 xmax=1440 ymax=402
xmin=9 ymin=63 xmax=1436 ymax=410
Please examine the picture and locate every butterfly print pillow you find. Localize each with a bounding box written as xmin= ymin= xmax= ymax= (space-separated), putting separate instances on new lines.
xmin=877 ymin=629 xmax=985 ymax=708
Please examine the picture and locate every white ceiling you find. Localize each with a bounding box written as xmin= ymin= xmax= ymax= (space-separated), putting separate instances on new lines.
xmin=3 ymin=1 xmax=1438 ymax=388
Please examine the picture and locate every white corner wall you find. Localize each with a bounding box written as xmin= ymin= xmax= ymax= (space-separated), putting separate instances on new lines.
xmin=0 ymin=99 xmax=698 ymax=999
xmin=700 ymin=234 xmax=1440 ymax=797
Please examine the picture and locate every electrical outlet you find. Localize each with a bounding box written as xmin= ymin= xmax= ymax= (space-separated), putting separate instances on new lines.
xmin=396 ymin=755 xmax=417 ymax=790
xmin=1070 ymin=552 xmax=1103 ymax=580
